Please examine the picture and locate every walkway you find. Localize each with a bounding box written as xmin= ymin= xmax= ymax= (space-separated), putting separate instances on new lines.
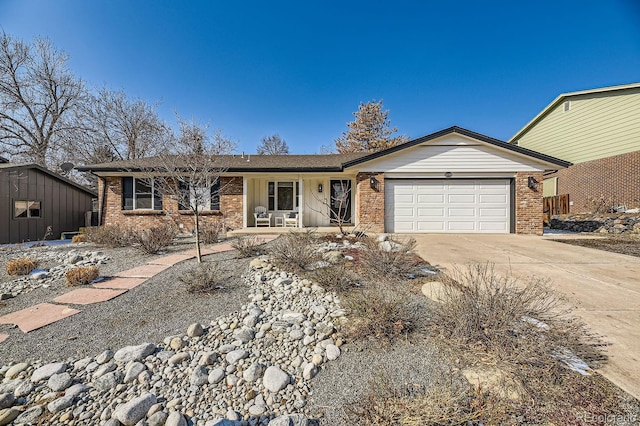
xmin=0 ymin=235 xmax=278 ymax=342
xmin=413 ymin=233 xmax=640 ymax=400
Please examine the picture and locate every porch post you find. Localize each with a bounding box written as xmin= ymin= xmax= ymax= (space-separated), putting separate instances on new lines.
xmin=242 ymin=176 xmax=247 ymax=228
xmin=298 ymin=177 xmax=303 ymax=228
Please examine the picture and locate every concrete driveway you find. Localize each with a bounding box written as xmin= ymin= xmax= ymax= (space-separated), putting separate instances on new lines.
xmin=413 ymin=234 xmax=640 ymax=400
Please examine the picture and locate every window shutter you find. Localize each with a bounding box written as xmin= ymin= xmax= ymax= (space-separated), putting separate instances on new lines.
xmin=153 ymin=178 xmax=163 ymax=210
xmin=210 ymin=180 xmax=221 ymax=210
xmin=122 ymin=177 xmax=134 ymax=210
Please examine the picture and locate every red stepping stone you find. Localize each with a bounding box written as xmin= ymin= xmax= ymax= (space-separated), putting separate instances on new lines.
xmin=147 ymin=253 xmax=194 ymax=266
xmin=114 ymin=264 xmax=171 ymax=278
xmin=93 ymin=277 xmax=147 ymax=290
xmin=0 ymin=303 xmax=80 ymax=333
xmin=53 ymin=288 xmax=128 ymax=305
xmin=0 ymin=334 xmax=8 ymax=343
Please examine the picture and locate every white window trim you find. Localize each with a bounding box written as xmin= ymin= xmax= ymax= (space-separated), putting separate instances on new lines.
xmin=132 ymin=177 xmax=157 ymax=210
xmin=268 ymin=181 xmax=299 ymax=211
xmin=14 ymin=200 xmax=41 ymax=218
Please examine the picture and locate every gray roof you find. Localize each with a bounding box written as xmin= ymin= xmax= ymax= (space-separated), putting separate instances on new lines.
xmin=77 ymin=153 xmax=370 ymax=173
xmin=0 ymin=163 xmax=97 ymax=197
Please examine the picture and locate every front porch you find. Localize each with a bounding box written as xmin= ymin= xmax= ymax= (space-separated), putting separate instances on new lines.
xmin=226 ymin=225 xmax=357 ymax=237
xmin=240 ymin=174 xmax=357 ymax=229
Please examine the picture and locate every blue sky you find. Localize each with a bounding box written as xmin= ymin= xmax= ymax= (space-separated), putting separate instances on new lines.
xmin=1 ymin=1 xmax=639 ymax=154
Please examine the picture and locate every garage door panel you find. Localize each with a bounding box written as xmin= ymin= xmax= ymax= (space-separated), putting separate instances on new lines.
xmin=385 ymin=179 xmax=511 ymax=234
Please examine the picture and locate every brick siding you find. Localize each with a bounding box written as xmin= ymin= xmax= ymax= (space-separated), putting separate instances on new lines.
xmin=515 ymin=172 xmax=544 ymax=235
xmin=99 ymin=176 xmax=243 ymax=233
xmin=356 ymin=172 xmax=385 ymax=233
xmin=546 ymin=150 xmax=640 ymax=213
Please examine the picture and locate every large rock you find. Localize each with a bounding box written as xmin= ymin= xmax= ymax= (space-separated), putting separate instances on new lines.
xmin=48 ymin=372 xmax=73 ymax=391
xmin=13 ymin=405 xmax=43 ymax=424
xmin=226 ymin=349 xmax=248 ymax=364
xmin=165 ymin=411 xmax=188 ymax=426
xmin=124 ymin=361 xmax=146 ymax=383
xmin=112 ymin=393 xmax=157 ymax=426
xmin=93 ymin=371 xmax=124 ymax=392
xmin=242 ymin=363 xmax=265 ymax=382
xmin=263 ymin=366 xmax=289 ymax=393
xmin=31 ymin=362 xmax=66 ymax=382
xmin=0 ymin=394 xmax=14 ymax=410
xmin=4 ymin=363 xmax=28 ymax=380
xmin=208 ymin=367 xmax=225 ymax=384
xmin=325 ymin=344 xmax=340 ymax=361
xmin=302 ymin=363 xmax=317 ymax=380
xmin=147 ymin=411 xmax=168 ymax=426
xmin=269 ymin=414 xmax=310 ymax=426
xmin=190 ymin=365 xmax=209 ymax=386
xmin=113 ymin=343 xmax=156 ymax=362
xmin=421 ymin=281 xmax=459 ymax=303
xmin=0 ymin=408 xmax=20 ymax=426
xmin=47 ymin=395 xmax=74 ymax=413
xmin=187 ymin=322 xmax=204 ymax=337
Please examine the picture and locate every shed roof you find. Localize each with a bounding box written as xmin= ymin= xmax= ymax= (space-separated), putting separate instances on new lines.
xmin=0 ymin=163 xmax=97 ymax=197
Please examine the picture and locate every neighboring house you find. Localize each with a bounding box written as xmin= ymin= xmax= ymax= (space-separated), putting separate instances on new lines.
xmin=510 ymin=82 xmax=640 ymax=213
xmin=0 ymin=163 xmax=96 ymax=244
xmin=78 ymin=126 xmax=569 ymax=235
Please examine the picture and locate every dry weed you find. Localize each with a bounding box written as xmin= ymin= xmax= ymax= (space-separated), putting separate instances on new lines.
xmin=85 ymin=225 xmax=131 ymax=247
xmin=269 ymin=230 xmax=321 ymax=271
xmin=231 ymin=236 xmax=264 ymax=258
xmin=129 ymin=224 xmax=177 ymax=254
xmin=181 ymin=263 xmax=224 ymax=294
xmin=6 ymin=257 xmax=39 ymax=275
xmin=71 ymin=234 xmax=87 ymax=243
xmin=65 ymin=266 xmax=99 ymax=286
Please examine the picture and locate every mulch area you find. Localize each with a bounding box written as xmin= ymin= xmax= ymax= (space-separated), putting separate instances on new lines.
xmin=552 ymin=236 xmax=640 ymax=258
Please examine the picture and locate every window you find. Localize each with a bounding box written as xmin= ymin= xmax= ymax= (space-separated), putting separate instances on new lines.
xmin=14 ymin=201 xmax=41 ymax=218
xmin=122 ymin=177 xmax=163 ymax=210
xmin=563 ymin=101 xmax=571 ymax=112
xmin=268 ymin=181 xmax=299 ymax=210
xmin=178 ymin=179 xmax=220 ymax=211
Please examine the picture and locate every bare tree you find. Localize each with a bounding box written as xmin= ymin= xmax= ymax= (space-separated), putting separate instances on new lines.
xmin=0 ymin=33 xmax=85 ymax=167
xmin=335 ymin=100 xmax=409 ymax=153
xmin=65 ymin=87 xmax=168 ymax=164
xmin=138 ymin=117 xmax=235 ymax=262
xmin=307 ymin=180 xmax=354 ymax=235
xmin=257 ymin=134 xmax=289 ymax=155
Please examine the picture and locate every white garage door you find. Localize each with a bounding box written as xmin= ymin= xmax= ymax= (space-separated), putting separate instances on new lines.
xmin=385 ymin=179 xmax=511 ymax=233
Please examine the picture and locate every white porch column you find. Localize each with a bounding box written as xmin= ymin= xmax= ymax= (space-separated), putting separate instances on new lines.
xmin=298 ymin=177 xmax=303 ymax=228
xmin=242 ymin=176 xmax=248 ymax=228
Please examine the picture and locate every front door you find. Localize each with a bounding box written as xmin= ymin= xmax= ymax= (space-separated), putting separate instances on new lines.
xmin=330 ymin=180 xmax=352 ymax=224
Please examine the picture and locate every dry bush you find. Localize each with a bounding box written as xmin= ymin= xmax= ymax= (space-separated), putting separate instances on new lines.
xmin=358 ymin=236 xmax=419 ymax=278
xmin=231 ymin=235 xmax=264 ymax=258
xmin=65 ymin=266 xmax=100 ymax=286
xmin=181 ymin=263 xmax=224 ymax=294
xmin=306 ymin=261 xmax=360 ymax=293
xmin=343 ymin=282 xmax=418 ymax=344
xmin=199 ymin=222 xmax=224 ymax=244
xmin=6 ymin=257 xmax=39 ymax=275
xmin=344 ymin=373 xmax=506 ymax=426
xmin=85 ymin=225 xmax=131 ymax=247
xmin=269 ymin=230 xmax=322 ymax=271
xmin=429 ymin=264 xmax=602 ymax=370
xmin=129 ymin=224 xmax=177 ymax=254
xmin=71 ymin=234 xmax=87 ymax=243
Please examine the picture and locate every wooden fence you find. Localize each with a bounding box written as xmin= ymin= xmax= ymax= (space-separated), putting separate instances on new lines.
xmin=543 ymin=194 xmax=570 ymax=215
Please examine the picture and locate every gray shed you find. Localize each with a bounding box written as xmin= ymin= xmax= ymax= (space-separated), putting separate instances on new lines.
xmin=0 ymin=163 xmax=96 ymax=244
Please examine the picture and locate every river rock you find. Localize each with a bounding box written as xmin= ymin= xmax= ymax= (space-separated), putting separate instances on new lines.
xmin=112 ymin=393 xmax=157 ymax=426
xmin=263 ymin=366 xmax=289 ymax=393
xmin=113 ymin=343 xmax=156 ymax=362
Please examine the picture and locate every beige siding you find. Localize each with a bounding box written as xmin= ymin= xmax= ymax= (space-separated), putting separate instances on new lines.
xmin=356 ymin=134 xmax=550 ymax=173
xmin=542 ymin=177 xmax=557 ymax=197
xmin=515 ymin=88 xmax=640 ymax=163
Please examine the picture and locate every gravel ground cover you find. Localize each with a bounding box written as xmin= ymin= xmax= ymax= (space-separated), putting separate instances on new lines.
xmin=551 ymin=235 xmax=640 ymax=258
xmin=0 ymin=239 xmax=251 ymax=362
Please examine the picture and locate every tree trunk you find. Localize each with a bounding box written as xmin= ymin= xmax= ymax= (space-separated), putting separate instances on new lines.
xmin=194 ymin=211 xmax=202 ymax=263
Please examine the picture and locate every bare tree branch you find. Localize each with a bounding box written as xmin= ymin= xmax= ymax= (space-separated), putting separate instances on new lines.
xmin=257 ymin=134 xmax=289 ymax=155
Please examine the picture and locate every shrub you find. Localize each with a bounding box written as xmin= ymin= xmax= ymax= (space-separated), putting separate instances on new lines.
xmin=342 ymin=282 xmax=418 ymax=344
xmin=199 ymin=222 xmax=224 ymax=244
xmin=85 ymin=225 xmax=131 ymax=247
xmin=231 ymin=235 xmax=264 ymax=258
xmin=358 ymin=236 xmax=420 ymax=278
xmin=269 ymin=230 xmax=322 ymax=271
xmin=65 ymin=266 xmax=100 ymax=286
xmin=71 ymin=234 xmax=87 ymax=243
xmin=6 ymin=257 xmax=39 ymax=275
xmin=181 ymin=263 xmax=224 ymax=294
xmin=344 ymin=374 xmax=504 ymax=426
xmin=306 ymin=261 xmax=360 ymax=293
xmin=129 ymin=224 xmax=177 ymax=254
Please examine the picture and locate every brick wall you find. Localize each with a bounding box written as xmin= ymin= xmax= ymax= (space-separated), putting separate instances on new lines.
xmin=546 ymin=150 xmax=640 ymax=213
xmin=100 ymin=176 xmax=243 ymax=232
xmin=356 ymin=172 xmax=385 ymax=233
xmin=515 ymin=172 xmax=544 ymax=235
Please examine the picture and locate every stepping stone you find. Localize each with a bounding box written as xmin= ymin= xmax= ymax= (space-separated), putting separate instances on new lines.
xmin=114 ymin=264 xmax=171 ymax=278
xmin=0 ymin=334 xmax=8 ymax=343
xmin=93 ymin=277 xmax=146 ymax=290
xmin=0 ymin=303 xmax=80 ymax=333
xmin=53 ymin=288 xmax=127 ymax=305
xmin=147 ymin=254 xmax=194 ymax=266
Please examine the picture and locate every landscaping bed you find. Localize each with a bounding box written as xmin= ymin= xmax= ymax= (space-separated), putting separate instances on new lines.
xmin=552 ymin=236 xmax=640 ymax=258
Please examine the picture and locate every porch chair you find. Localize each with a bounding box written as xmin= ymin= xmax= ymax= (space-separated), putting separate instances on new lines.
xmin=283 ymin=209 xmax=299 ymax=228
xmin=254 ymin=206 xmax=272 ymax=227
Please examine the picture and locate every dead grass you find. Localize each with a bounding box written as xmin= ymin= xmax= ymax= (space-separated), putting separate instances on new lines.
xmin=344 ymin=372 xmax=508 ymax=426
xmin=71 ymin=234 xmax=87 ymax=243
xmin=65 ymin=266 xmax=99 ymax=286
xmin=552 ymin=236 xmax=640 ymax=258
xmin=6 ymin=257 xmax=39 ymax=275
